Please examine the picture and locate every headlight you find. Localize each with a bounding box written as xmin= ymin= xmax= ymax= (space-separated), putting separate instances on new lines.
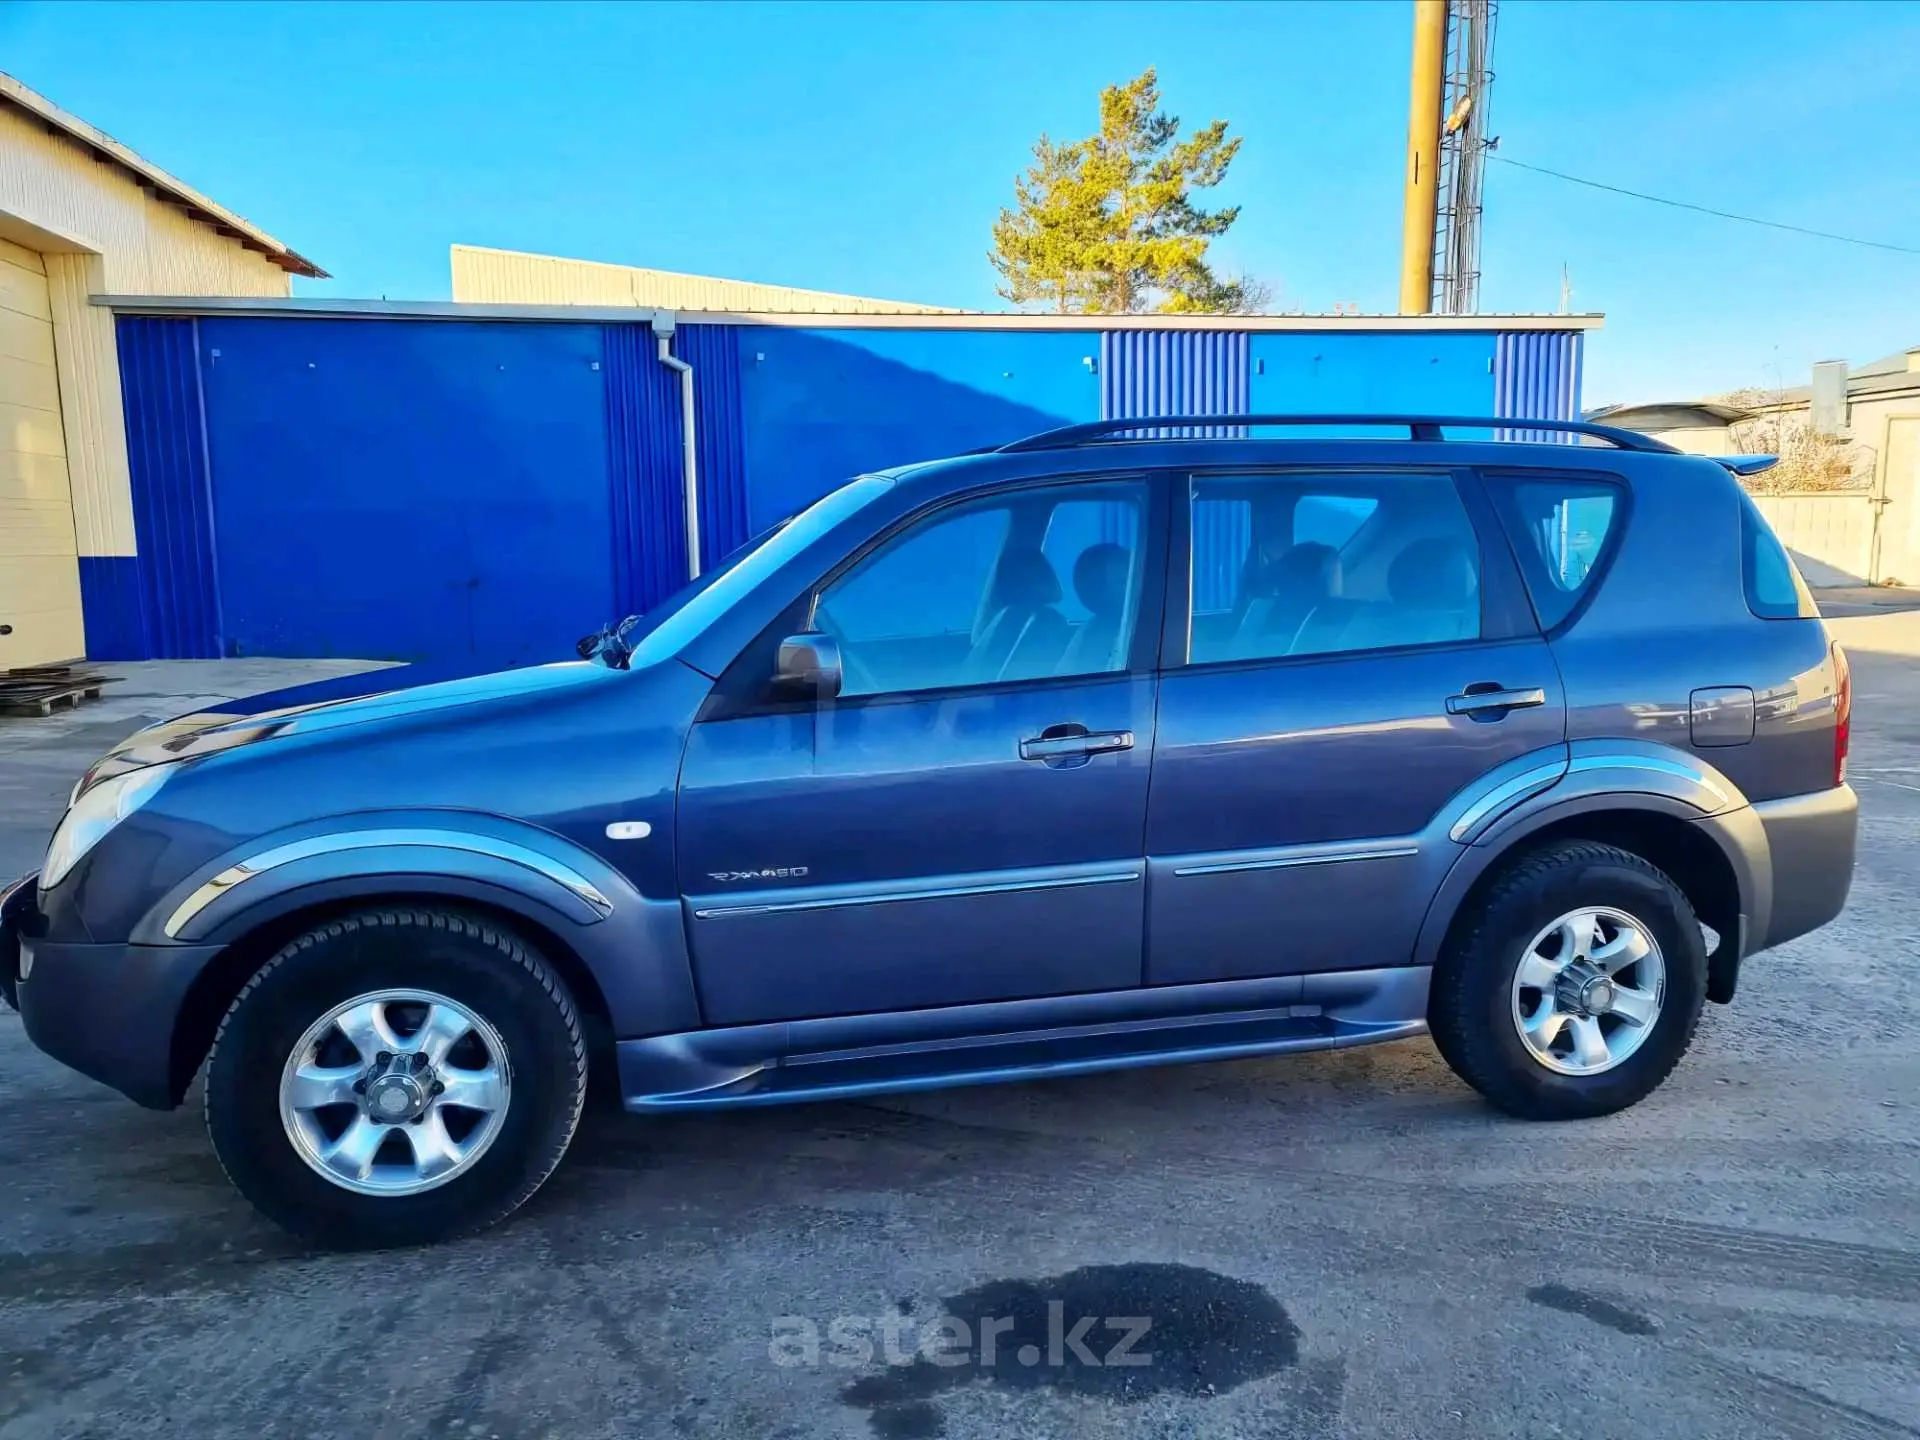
xmin=43 ymin=764 xmax=178 ymax=890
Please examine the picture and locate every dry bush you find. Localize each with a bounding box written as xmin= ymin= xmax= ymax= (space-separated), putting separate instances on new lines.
xmin=1722 ymin=388 xmax=1872 ymax=495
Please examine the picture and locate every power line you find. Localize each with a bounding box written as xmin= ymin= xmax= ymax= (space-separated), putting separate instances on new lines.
xmin=1490 ymin=154 xmax=1920 ymax=256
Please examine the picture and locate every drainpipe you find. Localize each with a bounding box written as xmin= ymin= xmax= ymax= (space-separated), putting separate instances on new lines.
xmin=651 ymin=313 xmax=700 ymax=578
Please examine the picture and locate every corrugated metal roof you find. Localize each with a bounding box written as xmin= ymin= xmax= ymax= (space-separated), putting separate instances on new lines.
xmin=1 ymin=73 xmax=325 ymax=278
xmin=97 ymin=294 xmax=1607 ymax=332
xmin=451 ymin=245 xmax=957 ymax=314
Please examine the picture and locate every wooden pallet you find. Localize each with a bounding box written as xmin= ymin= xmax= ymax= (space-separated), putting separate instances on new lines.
xmin=0 ymin=665 xmax=114 ymax=718
xmin=0 ymin=681 xmax=105 ymax=718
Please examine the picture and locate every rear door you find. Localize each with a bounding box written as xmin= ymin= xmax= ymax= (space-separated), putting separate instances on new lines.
xmin=1146 ymin=465 xmax=1566 ymax=985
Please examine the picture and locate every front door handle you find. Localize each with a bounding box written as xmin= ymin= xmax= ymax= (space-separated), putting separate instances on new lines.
xmin=1446 ymin=685 xmax=1547 ymax=717
xmin=1019 ymin=729 xmax=1135 ymax=761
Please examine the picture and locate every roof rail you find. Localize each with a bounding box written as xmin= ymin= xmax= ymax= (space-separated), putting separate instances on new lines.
xmin=995 ymin=414 xmax=1680 ymax=455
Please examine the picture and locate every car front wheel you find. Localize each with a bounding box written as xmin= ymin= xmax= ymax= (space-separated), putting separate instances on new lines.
xmin=204 ymin=907 xmax=588 ymax=1248
xmin=1429 ymin=840 xmax=1707 ymax=1120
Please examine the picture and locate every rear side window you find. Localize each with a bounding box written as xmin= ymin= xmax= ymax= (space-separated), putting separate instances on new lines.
xmin=1739 ymin=494 xmax=1819 ymax=619
xmin=1187 ymin=470 xmax=1482 ymax=665
xmin=1483 ymin=473 xmax=1623 ymax=630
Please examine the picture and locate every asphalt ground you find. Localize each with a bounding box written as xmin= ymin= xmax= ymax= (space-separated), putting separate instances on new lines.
xmin=0 ymin=621 xmax=1915 ymax=1440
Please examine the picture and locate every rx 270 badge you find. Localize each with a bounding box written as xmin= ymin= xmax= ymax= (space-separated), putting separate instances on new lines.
xmin=708 ymin=867 xmax=810 ymax=883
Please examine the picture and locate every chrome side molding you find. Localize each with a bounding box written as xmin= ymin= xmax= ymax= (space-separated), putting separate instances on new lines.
xmin=164 ymin=827 xmax=614 ymax=938
xmin=1170 ymin=838 xmax=1418 ymax=879
xmin=692 ymin=868 xmax=1141 ymax=922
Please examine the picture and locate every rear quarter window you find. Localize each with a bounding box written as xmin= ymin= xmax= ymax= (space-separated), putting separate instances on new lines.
xmin=1481 ymin=472 xmax=1625 ymax=631
xmin=1739 ymin=494 xmax=1820 ymax=619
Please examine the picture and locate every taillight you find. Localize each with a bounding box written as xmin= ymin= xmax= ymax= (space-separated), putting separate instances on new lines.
xmin=1832 ymin=641 xmax=1852 ymax=786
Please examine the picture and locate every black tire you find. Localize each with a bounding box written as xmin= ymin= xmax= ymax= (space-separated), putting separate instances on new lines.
xmin=1430 ymin=841 xmax=1706 ymax=1120
xmin=205 ymin=907 xmax=587 ymax=1249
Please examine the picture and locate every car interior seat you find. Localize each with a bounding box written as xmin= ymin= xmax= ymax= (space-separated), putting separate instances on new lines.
xmin=1059 ymin=542 xmax=1133 ymax=674
xmin=967 ymin=546 xmax=1071 ymax=682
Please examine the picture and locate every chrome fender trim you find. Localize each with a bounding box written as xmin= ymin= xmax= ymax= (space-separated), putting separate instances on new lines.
xmin=1447 ymin=760 xmax=1570 ymax=844
xmin=1564 ymin=751 xmax=1732 ymax=810
xmin=163 ymin=827 xmax=615 ymax=939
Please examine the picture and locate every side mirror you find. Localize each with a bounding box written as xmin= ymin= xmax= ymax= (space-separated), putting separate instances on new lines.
xmin=774 ymin=632 xmax=842 ymax=698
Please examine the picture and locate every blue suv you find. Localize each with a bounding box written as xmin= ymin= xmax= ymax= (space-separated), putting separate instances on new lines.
xmin=1 ymin=416 xmax=1858 ymax=1247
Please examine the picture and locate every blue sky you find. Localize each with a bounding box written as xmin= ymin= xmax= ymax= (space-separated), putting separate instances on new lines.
xmin=5 ymin=0 xmax=1917 ymax=405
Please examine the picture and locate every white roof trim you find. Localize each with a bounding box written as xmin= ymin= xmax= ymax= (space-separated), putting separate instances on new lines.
xmin=96 ymin=294 xmax=1603 ymax=331
xmin=0 ymin=71 xmax=326 ymax=277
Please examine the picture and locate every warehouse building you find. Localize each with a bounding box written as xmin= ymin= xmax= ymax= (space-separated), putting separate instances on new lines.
xmin=93 ymin=297 xmax=1598 ymax=667
xmin=0 ymin=73 xmax=324 ymax=669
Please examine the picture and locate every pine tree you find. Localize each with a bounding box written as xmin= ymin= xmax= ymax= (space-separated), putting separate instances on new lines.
xmin=990 ymin=68 xmax=1263 ymax=314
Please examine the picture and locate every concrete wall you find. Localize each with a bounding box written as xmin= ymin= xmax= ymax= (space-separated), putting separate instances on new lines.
xmin=1746 ymin=391 xmax=1920 ymax=587
xmin=1752 ymin=493 xmax=1878 ymax=586
xmin=0 ymin=102 xmax=289 ymax=662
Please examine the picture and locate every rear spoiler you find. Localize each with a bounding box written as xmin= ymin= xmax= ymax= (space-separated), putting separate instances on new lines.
xmin=1714 ymin=455 xmax=1779 ymax=477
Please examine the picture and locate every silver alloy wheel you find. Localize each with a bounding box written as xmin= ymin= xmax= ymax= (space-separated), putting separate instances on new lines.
xmin=1510 ymin=906 xmax=1666 ymax=1077
xmin=278 ymin=989 xmax=511 ymax=1197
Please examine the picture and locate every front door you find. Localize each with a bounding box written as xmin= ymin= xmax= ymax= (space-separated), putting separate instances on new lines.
xmin=679 ymin=475 xmax=1166 ymax=1025
xmin=1146 ymin=465 xmax=1568 ymax=984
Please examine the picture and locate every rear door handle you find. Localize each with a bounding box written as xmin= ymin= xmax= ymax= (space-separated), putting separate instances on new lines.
xmin=1446 ymin=686 xmax=1547 ymax=716
xmin=1019 ymin=729 xmax=1134 ymax=761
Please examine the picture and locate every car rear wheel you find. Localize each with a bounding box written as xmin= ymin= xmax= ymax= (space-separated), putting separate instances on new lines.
xmin=204 ymin=907 xmax=587 ymax=1248
xmin=1430 ymin=841 xmax=1706 ymax=1120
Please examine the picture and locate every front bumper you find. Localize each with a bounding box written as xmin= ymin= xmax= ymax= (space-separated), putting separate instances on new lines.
xmin=4 ymin=875 xmax=222 ymax=1110
xmin=0 ymin=873 xmax=35 ymax=1011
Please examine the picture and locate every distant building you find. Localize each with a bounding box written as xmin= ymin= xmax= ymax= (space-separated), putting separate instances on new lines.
xmin=0 ymin=72 xmax=322 ymax=668
xmin=1583 ymin=401 xmax=1751 ymax=456
xmin=450 ymin=244 xmax=957 ymax=315
xmin=1740 ymin=346 xmax=1920 ymax=449
xmin=1594 ymin=348 xmax=1920 ymax=587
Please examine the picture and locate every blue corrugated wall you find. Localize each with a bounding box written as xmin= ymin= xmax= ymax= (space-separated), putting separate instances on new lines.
xmin=85 ymin=316 xmax=223 ymax=660
xmin=604 ymin=324 xmax=687 ymax=615
xmin=677 ymin=324 xmax=752 ymax=567
xmin=1101 ymin=330 xmax=1251 ymax=604
xmin=197 ymin=318 xmax=614 ymax=665
xmin=733 ymin=326 xmax=1099 ymax=531
xmin=1249 ymin=331 xmax=1499 ymax=419
xmin=1100 ymin=330 xmax=1250 ymax=434
xmin=98 ymin=316 xmax=1586 ymax=664
xmin=1494 ymin=331 xmax=1583 ymax=438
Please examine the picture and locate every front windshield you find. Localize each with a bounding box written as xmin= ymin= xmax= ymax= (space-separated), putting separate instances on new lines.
xmin=623 ymin=475 xmax=892 ymax=670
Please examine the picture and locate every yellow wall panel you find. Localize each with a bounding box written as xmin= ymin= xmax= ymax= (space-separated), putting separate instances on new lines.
xmin=0 ymin=448 xmax=71 ymax=503
xmin=0 ymin=352 xmax=61 ymax=413
xmin=0 ymin=497 xmax=80 ymax=557
xmin=0 ymin=100 xmax=296 ymax=586
xmin=0 ymin=250 xmax=51 ymax=320
xmin=0 ymin=400 xmax=66 ymax=458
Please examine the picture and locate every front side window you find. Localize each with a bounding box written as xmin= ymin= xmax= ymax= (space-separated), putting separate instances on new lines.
xmin=625 ymin=475 xmax=891 ymax=670
xmin=1188 ymin=471 xmax=1482 ymax=665
xmin=813 ymin=480 xmax=1151 ymax=698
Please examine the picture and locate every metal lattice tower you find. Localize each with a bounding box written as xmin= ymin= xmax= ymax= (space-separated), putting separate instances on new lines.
xmin=1432 ymin=0 xmax=1498 ymax=314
